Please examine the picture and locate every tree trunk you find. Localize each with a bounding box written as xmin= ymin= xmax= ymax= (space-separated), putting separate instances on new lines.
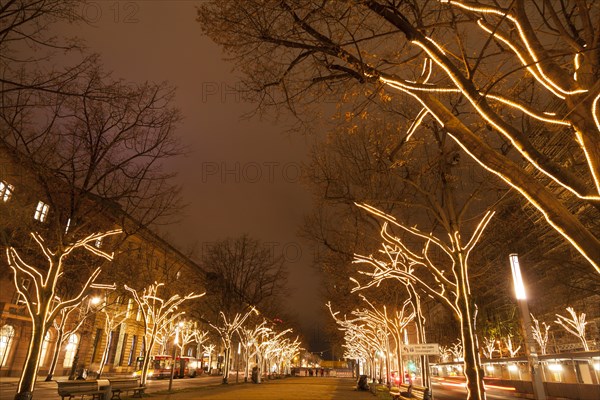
xmin=140 ymin=335 xmax=156 ymax=386
xmin=457 ymin=301 xmax=486 ymax=400
xmin=222 ymin=346 xmax=231 ymax=383
xmin=45 ymin=329 xmax=65 ymax=381
xmin=97 ymin=332 xmax=112 ymax=378
xmin=15 ymin=323 xmax=45 ymax=400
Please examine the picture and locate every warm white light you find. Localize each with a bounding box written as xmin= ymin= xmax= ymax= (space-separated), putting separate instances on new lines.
xmin=508 ymin=364 xmax=518 ymax=372
xmin=548 ymin=364 xmax=562 ymax=372
xmin=90 ymin=297 xmax=102 ymax=305
xmin=593 ymin=363 xmax=599 ymax=371
xmin=509 ymin=254 xmax=527 ymax=300
xmin=486 ymin=365 xmax=495 ymax=372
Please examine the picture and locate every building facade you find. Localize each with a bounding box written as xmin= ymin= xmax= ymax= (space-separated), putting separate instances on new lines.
xmin=0 ymin=143 xmax=205 ymax=378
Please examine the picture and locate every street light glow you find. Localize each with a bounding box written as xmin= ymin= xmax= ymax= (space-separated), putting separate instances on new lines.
xmin=90 ymin=296 xmax=102 ymax=305
xmin=509 ymin=254 xmax=527 ymax=300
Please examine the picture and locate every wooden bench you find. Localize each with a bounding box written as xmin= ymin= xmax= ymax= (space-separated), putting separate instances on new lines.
xmin=389 ymin=383 xmax=431 ymax=400
xmin=57 ymin=380 xmax=105 ymax=400
xmin=108 ymin=378 xmax=146 ymax=399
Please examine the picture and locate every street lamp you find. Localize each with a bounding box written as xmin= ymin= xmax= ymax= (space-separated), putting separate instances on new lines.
xmin=236 ymin=342 xmax=241 ymax=383
xmin=68 ymin=296 xmax=102 ymax=380
xmin=168 ymin=324 xmax=180 ymax=392
xmin=509 ymin=254 xmax=546 ymax=400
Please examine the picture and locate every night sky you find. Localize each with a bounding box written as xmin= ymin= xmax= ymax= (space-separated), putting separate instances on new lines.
xmin=55 ymin=1 xmax=324 ymax=348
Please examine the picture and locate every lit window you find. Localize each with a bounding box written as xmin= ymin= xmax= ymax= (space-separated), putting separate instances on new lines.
xmin=0 ymin=181 xmax=14 ymax=202
xmin=126 ymin=298 xmax=133 ymax=318
xmin=39 ymin=331 xmax=52 ymax=367
xmin=34 ymin=201 xmax=49 ymax=222
xmin=63 ymin=334 xmax=79 ymax=367
xmin=0 ymin=325 xmax=15 ymax=367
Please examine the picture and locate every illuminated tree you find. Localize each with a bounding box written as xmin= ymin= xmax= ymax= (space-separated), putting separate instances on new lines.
xmin=256 ymin=327 xmax=294 ymax=381
xmin=352 ymin=203 xmax=493 ymax=399
xmin=193 ymin=329 xmax=209 ymax=360
xmin=530 ymin=315 xmax=551 ymax=356
xmin=155 ymin=320 xmax=181 ymax=355
xmin=198 ymin=0 xmax=600 ymax=272
xmin=238 ymin=321 xmax=270 ymax=381
xmin=202 ymin=344 xmax=217 ymax=373
xmin=328 ymin=302 xmax=390 ymax=383
xmin=209 ymin=307 xmax=258 ymax=384
xmin=124 ymin=282 xmax=204 ymax=386
xmin=353 ymin=295 xmax=415 ymax=385
xmin=482 ymin=336 xmax=497 ymax=360
xmin=504 ymin=334 xmax=521 ymax=358
xmin=555 ymin=307 xmax=589 ymax=351
xmin=96 ymin=306 xmax=128 ymax=378
xmin=6 ymin=229 xmax=121 ymax=400
xmin=439 ymin=345 xmax=451 ymax=363
xmin=45 ymin=296 xmax=101 ymax=381
xmin=449 ymin=340 xmax=463 ymax=362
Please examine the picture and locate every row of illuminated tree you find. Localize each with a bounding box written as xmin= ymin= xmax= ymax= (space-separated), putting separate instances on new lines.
xmin=5 ymin=229 xmax=302 ymax=396
xmin=325 ymin=203 xmax=596 ymax=398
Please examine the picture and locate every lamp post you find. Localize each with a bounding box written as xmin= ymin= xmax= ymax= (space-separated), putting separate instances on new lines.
xmin=509 ymin=254 xmax=546 ymax=400
xmin=236 ymin=342 xmax=241 ymax=383
xmin=68 ymin=296 xmax=102 ymax=380
xmin=168 ymin=325 xmax=180 ymax=392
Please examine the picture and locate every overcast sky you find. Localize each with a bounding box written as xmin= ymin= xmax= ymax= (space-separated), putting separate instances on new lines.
xmin=55 ymin=1 xmax=326 ymax=349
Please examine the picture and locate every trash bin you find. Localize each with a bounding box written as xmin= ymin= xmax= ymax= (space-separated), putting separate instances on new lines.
xmin=97 ymin=379 xmax=111 ymax=400
xmin=251 ymin=366 xmax=259 ymax=384
xmin=357 ymin=375 xmax=369 ymax=391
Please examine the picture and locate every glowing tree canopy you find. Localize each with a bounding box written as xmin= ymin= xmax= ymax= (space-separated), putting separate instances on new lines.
xmin=531 ymin=314 xmax=551 ymax=356
xmin=555 ymin=307 xmax=589 ymax=351
xmin=352 ymin=203 xmax=493 ymax=399
xmin=197 ymin=0 xmax=600 ymax=271
xmin=6 ymin=229 xmax=121 ymax=400
xmin=124 ymin=282 xmax=204 ymax=385
xmin=209 ymin=307 xmax=258 ymax=383
xmin=482 ymin=336 xmax=497 ymax=360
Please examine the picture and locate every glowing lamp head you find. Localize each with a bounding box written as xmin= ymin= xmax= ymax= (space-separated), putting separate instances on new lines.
xmin=90 ymin=297 xmax=102 ymax=305
xmin=509 ymin=254 xmax=527 ymax=300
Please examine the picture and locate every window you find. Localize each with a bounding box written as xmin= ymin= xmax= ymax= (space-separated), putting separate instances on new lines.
xmin=126 ymin=298 xmax=133 ymax=318
xmin=0 ymin=325 xmax=15 ymax=367
xmin=128 ymin=336 xmax=137 ymax=366
xmin=34 ymin=201 xmax=49 ymax=222
xmin=39 ymin=331 xmax=52 ymax=367
xmin=90 ymin=329 xmax=102 ymax=363
xmin=0 ymin=181 xmax=14 ymax=202
xmin=63 ymin=334 xmax=79 ymax=367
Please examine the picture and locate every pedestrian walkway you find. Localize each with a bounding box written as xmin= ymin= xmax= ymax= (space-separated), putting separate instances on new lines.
xmin=0 ymin=376 xmax=370 ymax=400
xmin=149 ymin=377 xmax=370 ymax=400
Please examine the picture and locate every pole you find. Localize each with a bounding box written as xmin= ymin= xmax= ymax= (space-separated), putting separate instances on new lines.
xmin=510 ymin=254 xmax=546 ymax=400
xmin=168 ymin=327 xmax=179 ymax=392
xmin=236 ymin=342 xmax=240 ymax=384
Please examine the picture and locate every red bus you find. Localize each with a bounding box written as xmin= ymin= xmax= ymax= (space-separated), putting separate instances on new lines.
xmin=133 ymin=355 xmax=173 ymax=379
xmin=174 ymin=356 xmax=203 ymax=378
